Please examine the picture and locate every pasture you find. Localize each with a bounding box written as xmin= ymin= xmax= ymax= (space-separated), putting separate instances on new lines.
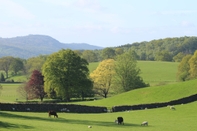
xmin=0 ymin=84 xmax=19 ymax=103
xmin=0 ymin=101 xmax=197 ymax=131
xmin=69 ymin=79 xmax=197 ymax=107
xmin=88 ymin=61 xmax=179 ymax=86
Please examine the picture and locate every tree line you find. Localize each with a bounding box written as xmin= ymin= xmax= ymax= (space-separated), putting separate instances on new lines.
xmin=0 ymin=49 xmax=148 ymax=102
xmin=1 ymin=36 xmax=197 ymax=102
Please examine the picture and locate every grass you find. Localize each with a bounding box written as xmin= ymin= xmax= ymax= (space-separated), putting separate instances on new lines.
xmin=0 ymin=61 xmax=196 ymax=131
xmin=137 ymin=61 xmax=179 ymax=86
xmin=0 ymin=83 xmax=20 ymax=103
xmin=70 ymin=79 xmax=197 ymax=107
xmin=0 ymin=101 xmax=197 ymax=131
xmin=88 ymin=61 xmax=179 ymax=86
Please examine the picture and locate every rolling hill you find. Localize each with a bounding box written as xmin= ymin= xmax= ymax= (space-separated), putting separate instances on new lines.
xmin=0 ymin=34 xmax=103 ymax=59
xmin=71 ymin=79 xmax=197 ymax=107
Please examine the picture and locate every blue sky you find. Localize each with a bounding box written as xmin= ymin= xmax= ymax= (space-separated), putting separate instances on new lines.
xmin=0 ymin=0 xmax=197 ymax=47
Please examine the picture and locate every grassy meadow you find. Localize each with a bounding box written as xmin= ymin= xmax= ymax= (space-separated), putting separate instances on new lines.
xmin=69 ymin=79 xmax=197 ymax=107
xmin=88 ymin=61 xmax=179 ymax=86
xmin=0 ymin=84 xmax=20 ymax=103
xmin=0 ymin=101 xmax=197 ymax=131
xmin=1 ymin=60 xmax=197 ymax=131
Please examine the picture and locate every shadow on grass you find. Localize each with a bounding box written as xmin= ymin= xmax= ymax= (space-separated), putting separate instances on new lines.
xmin=0 ymin=111 xmax=143 ymax=128
xmin=0 ymin=121 xmax=33 ymax=129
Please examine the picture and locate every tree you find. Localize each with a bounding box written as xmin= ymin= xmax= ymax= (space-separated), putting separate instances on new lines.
xmin=0 ymin=73 xmax=5 ymax=82
xmin=115 ymin=48 xmax=124 ymax=56
xmin=114 ymin=51 xmax=148 ymax=92
xmin=0 ymin=56 xmax=14 ymax=78
xmin=82 ymin=50 xmax=98 ymax=62
xmin=101 ymin=47 xmax=116 ymax=60
xmin=189 ymin=50 xmax=197 ymax=79
xmin=18 ymin=70 xmax=45 ymax=101
xmin=90 ymin=59 xmax=115 ymax=98
xmin=173 ymin=52 xmax=185 ymax=62
xmin=10 ymin=58 xmax=24 ymax=75
xmin=42 ymin=49 xmax=92 ymax=101
xmin=27 ymin=70 xmax=45 ymax=101
xmin=17 ymin=82 xmax=36 ymax=101
xmin=177 ymin=55 xmax=192 ymax=81
xmin=155 ymin=50 xmax=172 ymax=61
xmin=17 ymin=83 xmax=31 ymax=101
xmin=24 ymin=55 xmax=47 ymax=75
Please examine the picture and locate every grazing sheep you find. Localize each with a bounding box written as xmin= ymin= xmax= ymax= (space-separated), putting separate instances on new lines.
xmin=141 ymin=121 xmax=148 ymax=126
xmin=115 ymin=117 xmax=124 ymax=125
xmin=88 ymin=126 xmax=92 ymax=128
xmin=170 ymin=106 xmax=176 ymax=110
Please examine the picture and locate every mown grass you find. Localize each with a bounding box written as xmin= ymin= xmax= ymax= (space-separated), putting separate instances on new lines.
xmin=0 ymin=101 xmax=197 ymax=131
xmin=71 ymin=79 xmax=197 ymax=107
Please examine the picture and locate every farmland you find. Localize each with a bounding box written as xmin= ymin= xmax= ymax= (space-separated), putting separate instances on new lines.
xmin=0 ymin=61 xmax=196 ymax=131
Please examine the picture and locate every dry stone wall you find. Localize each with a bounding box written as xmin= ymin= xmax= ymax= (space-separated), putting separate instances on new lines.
xmin=0 ymin=103 xmax=107 ymax=113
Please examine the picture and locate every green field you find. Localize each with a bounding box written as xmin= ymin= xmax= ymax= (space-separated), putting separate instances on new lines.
xmin=88 ymin=61 xmax=179 ymax=86
xmin=69 ymin=79 xmax=197 ymax=107
xmin=0 ymin=102 xmax=197 ymax=131
xmin=1 ymin=61 xmax=196 ymax=131
xmin=0 ymin=84 xmax=20 ymax=103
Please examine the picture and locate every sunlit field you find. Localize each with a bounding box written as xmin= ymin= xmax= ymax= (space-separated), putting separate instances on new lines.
xmin=0 ymin=84 xmax=20 ymax=103
xmin=88 ymin=61 xmax=179 ymax=86
xmin=0 ymin=101 xmax=197 ymax=131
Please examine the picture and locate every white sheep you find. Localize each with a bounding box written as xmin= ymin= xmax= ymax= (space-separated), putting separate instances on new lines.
xmin=170 ymin=106 xmax=175 ymax=110
xmin=141 ymin=121 xmax=148 ymax=126
xmin=88 ymin=125 xmax=92 ymax=128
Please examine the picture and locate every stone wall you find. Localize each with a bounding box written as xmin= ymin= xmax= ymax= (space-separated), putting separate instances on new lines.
xmin=112 ymin=94 xmax=197 ymax=112
xmin=0 ymin=103 xmax=107 ymax=113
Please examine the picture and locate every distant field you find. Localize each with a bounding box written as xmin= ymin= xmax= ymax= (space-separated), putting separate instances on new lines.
xmin=138 ymin=61 xmax=179 ymax=86
xmin=88 ymin=61 xmax=179 ymax=86
xmin=0 ymin=84 xmax=20 ymax=103
xmin=0 ymin=101 xmax=197 ymax=131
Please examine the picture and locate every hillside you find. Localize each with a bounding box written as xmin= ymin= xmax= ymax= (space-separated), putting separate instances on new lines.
xmin=0 ymin=35 xmax=103 ymax=59
xmin=71 ymin=79 xmax=197 ymax=107
xmin=117 ymin=36 xmax=197 ymax=61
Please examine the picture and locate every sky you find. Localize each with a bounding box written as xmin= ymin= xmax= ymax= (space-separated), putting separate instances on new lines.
xmin=0 ymin=0 xmax=197 ymax=47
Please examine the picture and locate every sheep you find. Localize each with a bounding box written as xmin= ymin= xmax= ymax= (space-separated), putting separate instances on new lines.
xmin=170 ymin=106 xmax=176 ymax=110
xmin=141 ymin=121 xmax=148 ymax=126
xmin=115 ymin=117 xmax=124 ymax=125
xmin=88 ymin=125 xmax=92 ymax=128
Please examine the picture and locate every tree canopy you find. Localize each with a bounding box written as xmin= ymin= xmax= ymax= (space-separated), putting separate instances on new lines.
xmin=42 ymin=49 xmax=92 ymax=101
xmin=114 ymin=51 xmax=149 ymax=92
xmin=177 ymin=55 xmax=192 ymax=81
xmin=189 ymin=50 xmax=197 ymax=79
xmin=90 ymin=59 xmax=115 ymax=98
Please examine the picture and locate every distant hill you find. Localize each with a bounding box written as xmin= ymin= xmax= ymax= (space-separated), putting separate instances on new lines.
xmin=0 ymin=35 xmax=103 ymax=59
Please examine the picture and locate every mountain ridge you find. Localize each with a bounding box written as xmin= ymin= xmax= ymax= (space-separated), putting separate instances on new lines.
xmin=0 ymin=34 xmax=103 ymax=59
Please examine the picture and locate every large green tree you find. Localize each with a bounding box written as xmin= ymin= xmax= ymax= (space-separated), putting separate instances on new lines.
xmin=177 ymin=54 xmax=192 ymax=81
xmin=42 ymin=49 xmax=92 ymax=101
xmin=114 ymin=51 xmax=149 ymax=92
xmin=189 ymin=50 xmax=197 ymax=79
